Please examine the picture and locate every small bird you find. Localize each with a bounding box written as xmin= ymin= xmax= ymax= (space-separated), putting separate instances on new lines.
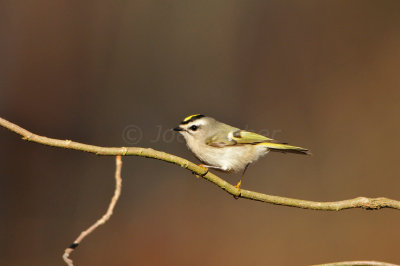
xmin=173 ymin=114 xmax=310 ymax=189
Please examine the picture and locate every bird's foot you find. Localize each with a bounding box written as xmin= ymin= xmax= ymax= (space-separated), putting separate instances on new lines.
xmin=233 ymin=180 xmax=242 ymax=199
xmin=195 ymin=164 xmax=209 ymax=178
xmin=234 ymin=180 xmax=242 ymax=191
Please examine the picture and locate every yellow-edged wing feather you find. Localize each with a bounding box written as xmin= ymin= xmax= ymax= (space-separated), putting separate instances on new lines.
xmin=257 ymin=142 xmax=309 ymax=154
xmin=207 ymin=129 xmax=309 ymax=154
xmin=206 ymin=130 xmax=274 ymax=147
xmin=231 ymin=130 xmax=275 ymax=143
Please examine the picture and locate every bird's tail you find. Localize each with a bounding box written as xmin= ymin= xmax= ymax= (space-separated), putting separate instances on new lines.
xmin=258 ymin=142 xmax=310 ymax=155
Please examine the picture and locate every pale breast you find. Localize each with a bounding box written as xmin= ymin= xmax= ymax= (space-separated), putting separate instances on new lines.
xmin=188 ymin=142 xmax=269 ymax=172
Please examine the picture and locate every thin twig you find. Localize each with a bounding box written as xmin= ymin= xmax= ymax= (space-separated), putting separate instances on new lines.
xmin=1 ymin=116 xmax=400 ymax=210
xmin=62 ymin=155 xmax=123 ymax=266
xmin=312 ymin=260 xmax=400 ymax=266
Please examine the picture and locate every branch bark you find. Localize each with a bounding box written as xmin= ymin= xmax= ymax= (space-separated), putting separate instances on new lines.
xmin=1 ymin=116 xmax=400 ymax=211
xmin=62 ymin=155 xmax=123 ymax=266
xmin=313 ymin=260 xmax=400 ymax=266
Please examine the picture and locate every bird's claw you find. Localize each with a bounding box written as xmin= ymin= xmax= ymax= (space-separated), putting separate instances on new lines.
xmin=233 ymin=180 xmax=242 ymax=199
xmin=234 ymin=180 xmax=242 ymax=190
xmin=195 ymin=164 xmax=209 ymax=178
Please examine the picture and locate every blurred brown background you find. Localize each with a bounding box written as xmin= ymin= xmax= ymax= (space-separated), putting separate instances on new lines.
xmin=1 ymin=1 xmax=400 ymax=265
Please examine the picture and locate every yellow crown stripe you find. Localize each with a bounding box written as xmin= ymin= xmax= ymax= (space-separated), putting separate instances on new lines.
xmin=183 ymin=114 xmax=201 ymax=122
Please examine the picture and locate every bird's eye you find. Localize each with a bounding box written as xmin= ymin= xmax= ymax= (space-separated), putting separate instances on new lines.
xmin=189 ymin=125 xmax=198 ymax=131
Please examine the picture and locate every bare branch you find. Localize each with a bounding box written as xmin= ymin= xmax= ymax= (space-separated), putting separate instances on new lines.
xmin=312 ymin=260 xmax=400 ymax=266
xmin=62 ymin=155 xmax=123 ymax=266
xmin=1 ymin=116 xmax=400 ymax=211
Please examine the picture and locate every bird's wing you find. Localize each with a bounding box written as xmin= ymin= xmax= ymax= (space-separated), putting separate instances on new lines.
xmin=205 ymin=132 xmax=236 ymax=147
xmin=233 ymin=130 xmax=310 ymax=155
xmin=206 ymin=130 xmax=275 ymax=147
xmin=206 ymin=129 xmax=310 ymax=154
xmin=231 ymin=130 xmax=275 ymax=144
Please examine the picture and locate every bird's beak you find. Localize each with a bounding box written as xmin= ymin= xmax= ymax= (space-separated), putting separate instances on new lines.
xmin=173 ymin=126 xmax=183 ymax=131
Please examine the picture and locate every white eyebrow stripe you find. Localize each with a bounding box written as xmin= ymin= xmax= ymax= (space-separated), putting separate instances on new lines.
xmin=186 ymin=118 xmax=207 ymax=127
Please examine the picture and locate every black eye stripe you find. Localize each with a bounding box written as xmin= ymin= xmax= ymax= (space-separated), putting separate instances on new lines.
xmin=189 ymin=125 xmax=198 ymax=131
